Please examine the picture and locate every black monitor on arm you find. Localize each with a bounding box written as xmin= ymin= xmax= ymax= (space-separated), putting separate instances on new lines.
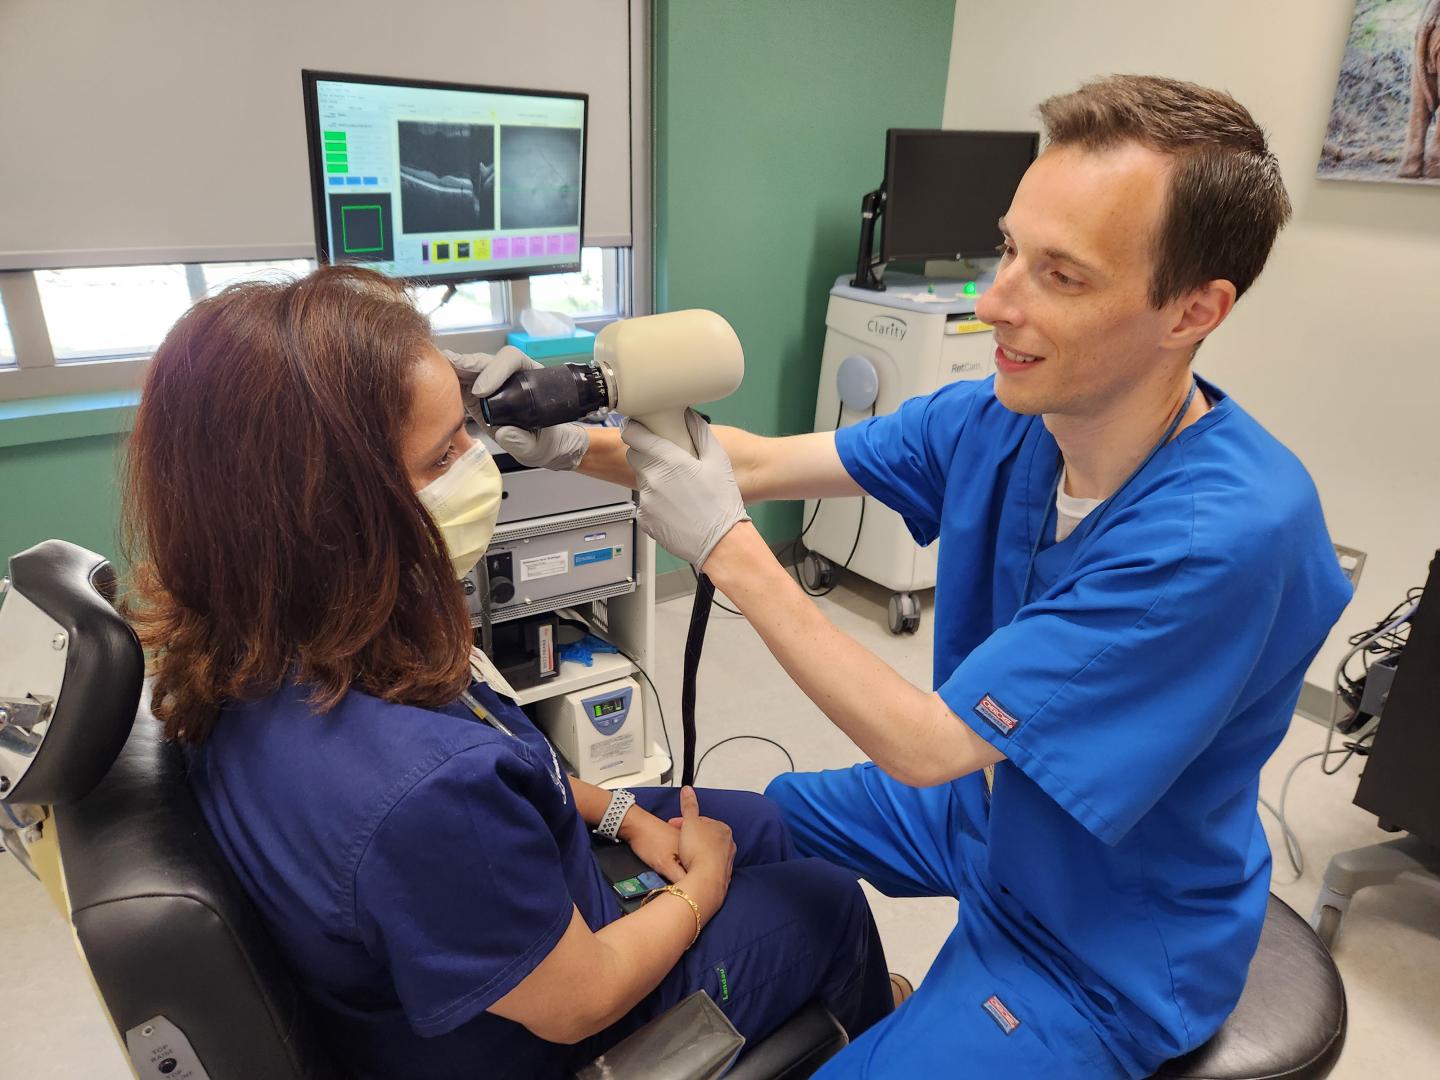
xmin=302 ymin=70 xmax=587 ymax=286
xmin=851 ymin=129 xmax=1037 ymax=291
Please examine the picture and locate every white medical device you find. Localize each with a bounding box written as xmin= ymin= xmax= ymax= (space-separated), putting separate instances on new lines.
xmin=802 ymin=272 xmax=995 ymax=634
xmin=481 ymin=309 xmax=744 ymax=458
xmin=536 ymin=676 xmax=644 ymax=783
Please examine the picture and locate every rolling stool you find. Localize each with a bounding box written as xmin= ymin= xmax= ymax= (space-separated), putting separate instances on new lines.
xmin=1150 ymin=895 xmax=1345 ymax=1079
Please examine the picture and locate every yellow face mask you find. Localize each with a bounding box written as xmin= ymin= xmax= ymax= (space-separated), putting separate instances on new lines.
xmin=416 ymin=443 xmax=503 ymax=578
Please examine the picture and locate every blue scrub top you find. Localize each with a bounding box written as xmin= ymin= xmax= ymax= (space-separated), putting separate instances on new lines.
xmin=186 ymin=681 xmax=620 ymax=1079
xmin=835 ymin=375 xmax=1351 ymax=1072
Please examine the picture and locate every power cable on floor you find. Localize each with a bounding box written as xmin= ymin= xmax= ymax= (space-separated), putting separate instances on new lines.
xmin=694 ymin=735 xmax=796 ymax=784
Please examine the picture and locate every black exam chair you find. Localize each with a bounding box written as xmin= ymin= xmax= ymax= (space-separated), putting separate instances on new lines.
xmin=0 ymin=540 xmax=842 ymax=1079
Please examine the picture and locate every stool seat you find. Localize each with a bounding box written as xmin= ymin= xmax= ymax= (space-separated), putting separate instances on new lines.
xmin=1152 ymin=894 xmax=1345 ymax=1079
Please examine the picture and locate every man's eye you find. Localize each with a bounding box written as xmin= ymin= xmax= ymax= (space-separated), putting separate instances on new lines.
xmin=996 ymin=241 xmax=1015 ymax=259
xmin=1051 ymin=270 xmax=1078 ymax=288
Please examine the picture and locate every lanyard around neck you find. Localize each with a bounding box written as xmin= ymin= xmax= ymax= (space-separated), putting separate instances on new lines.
xmin=460 ymin=689 xmax=568 ymax=806
xmin=1021 ymin=379 xmax=1199 ymax=607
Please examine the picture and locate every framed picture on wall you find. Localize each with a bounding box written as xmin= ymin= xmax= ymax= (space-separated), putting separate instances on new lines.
xmin=1318 ymin=0 xmax=1439 ymax=184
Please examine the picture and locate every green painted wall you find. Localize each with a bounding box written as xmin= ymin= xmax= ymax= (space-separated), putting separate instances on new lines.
xmin=0 ymin=434 xmax=128 ymax=571
xmin=652 ymin=0 xmax=954 ymax=574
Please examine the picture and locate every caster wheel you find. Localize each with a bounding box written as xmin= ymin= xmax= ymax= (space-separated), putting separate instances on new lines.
xmin=888 ymin=592 xmax=921 ymax=635
xmin=1314 ymin=905 xmax=1343 ymax=949
xmin=801 ymin=550 xmax=835 ymax=591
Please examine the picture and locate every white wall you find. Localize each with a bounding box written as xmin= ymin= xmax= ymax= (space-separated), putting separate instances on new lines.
xmin=943 ymin=0 xmax=1440 ymax=686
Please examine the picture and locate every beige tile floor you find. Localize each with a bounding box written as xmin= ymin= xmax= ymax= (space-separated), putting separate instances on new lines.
xmin=3 ymin=575 xmax=1438 ymax=1078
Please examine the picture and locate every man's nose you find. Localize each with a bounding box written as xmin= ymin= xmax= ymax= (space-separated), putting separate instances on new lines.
xmin=976 ymin=263 xmax=1022 ymax=328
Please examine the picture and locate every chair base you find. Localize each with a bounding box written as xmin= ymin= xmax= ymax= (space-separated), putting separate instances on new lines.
xmin=1310 ymin=834 xmax=1440 ymax=949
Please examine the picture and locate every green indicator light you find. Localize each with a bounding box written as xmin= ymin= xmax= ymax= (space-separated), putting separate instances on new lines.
xmin=323 ymin=130 xmax=347 ymax=142
xmin=962 ymin=281 xmax=977 ymax=296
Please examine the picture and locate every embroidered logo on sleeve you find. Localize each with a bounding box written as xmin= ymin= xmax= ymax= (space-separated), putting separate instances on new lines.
xmin=981 ymin=994 xmax=1021 ymax=1035
xmin=975 ymin=694 xmax=1020 ymax=736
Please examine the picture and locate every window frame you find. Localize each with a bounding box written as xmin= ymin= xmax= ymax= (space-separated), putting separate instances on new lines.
xmin=0 ymin=249 xmax=632 ymax=402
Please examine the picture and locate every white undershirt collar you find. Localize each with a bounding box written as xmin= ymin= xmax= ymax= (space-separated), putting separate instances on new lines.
xmin=1055 ymin=466 xmax=1104 ymax=543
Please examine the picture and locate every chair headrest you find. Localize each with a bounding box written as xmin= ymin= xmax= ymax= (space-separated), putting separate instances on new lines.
xmin=0 ymin=540 xmax=143 ymax=806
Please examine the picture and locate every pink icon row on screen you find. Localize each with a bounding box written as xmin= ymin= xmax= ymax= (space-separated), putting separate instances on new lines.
xmin=493 ymin=233 xmax=579 ymax=259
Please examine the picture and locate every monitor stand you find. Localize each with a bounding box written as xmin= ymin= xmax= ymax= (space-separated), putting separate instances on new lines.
xmin=850 ymin=187 xmax=886 ymax=291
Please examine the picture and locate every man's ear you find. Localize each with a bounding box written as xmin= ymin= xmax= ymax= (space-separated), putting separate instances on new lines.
xmin=1164 ymin=279 xmax=1236 ymax=354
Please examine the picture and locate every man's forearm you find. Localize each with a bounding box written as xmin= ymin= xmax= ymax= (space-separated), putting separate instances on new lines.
xmin=579 ymin=425 xmax=770 ymax=502
xmin=701 ymin=522 xmax=1002 ymax=786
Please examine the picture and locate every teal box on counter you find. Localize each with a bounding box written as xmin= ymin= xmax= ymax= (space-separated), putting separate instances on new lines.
xmin=506 ymin=328 xmax=596 ymax=360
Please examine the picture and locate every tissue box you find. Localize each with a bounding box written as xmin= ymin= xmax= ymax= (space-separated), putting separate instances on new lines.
xmin=506 ymin=328 xmax=596 ymax=360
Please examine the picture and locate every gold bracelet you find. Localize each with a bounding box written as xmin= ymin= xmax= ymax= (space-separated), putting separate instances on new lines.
xmin=641 ymin=884 xmax=702 ymax=947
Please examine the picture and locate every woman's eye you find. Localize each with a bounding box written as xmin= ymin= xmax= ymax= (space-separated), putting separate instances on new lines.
xmin=435 ymin=445 xmax=457 ymax=469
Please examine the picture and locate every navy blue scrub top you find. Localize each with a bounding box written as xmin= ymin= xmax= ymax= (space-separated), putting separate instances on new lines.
xmin=186 ymin=680 xmax=618 ymax=1079
xmin=835 ymin=375 xmax=1352 ymax=1072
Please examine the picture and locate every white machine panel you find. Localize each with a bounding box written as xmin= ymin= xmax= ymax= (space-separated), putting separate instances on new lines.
xmin=537 ymin=676 xmax=644 ymax=783
xmin=466 ymin=504 xmax=637 ymax=625
xmin=805 ymin=274 xmax=994 ymax=597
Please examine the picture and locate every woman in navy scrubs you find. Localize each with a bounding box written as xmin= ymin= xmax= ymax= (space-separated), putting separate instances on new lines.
xmin=121 ymin=266 xmax=892 ymax=1079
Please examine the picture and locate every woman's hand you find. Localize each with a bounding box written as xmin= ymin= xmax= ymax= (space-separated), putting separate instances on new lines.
xmin=617 ymin=805 xmax=685 ymax=883
xmin=670 ymin=786 xmax=735 ymax=922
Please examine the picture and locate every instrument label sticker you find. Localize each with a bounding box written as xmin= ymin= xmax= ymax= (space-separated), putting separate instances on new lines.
xmin=520 ymin=551 xmax=569 ymax=581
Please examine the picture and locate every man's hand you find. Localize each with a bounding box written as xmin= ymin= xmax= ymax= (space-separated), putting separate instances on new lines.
xmin=617 ymin=805 xmax=685 ymax=883
xmin=445 ymin=346 xmax=588 ymax=471
xmin=622 ymin=410 xmax=750 ymax=569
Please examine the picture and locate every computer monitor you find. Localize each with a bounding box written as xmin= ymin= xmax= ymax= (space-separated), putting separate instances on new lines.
xmin=1353 ymin=550 xmax=1440 ymax=846
xmin=880 ymin=129 xmax=1038 ymax=263
xmin=302 ymin=70 xmax=587 ymax=285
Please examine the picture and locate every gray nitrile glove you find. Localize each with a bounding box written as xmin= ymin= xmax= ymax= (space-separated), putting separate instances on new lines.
xmin=621 ymin=409 xmax=750 ymax=569
xmin=445 ymin=346 xmax=589 ymax=471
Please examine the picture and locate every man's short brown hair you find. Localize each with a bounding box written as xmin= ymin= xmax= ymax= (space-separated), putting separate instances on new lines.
xmin=1038 ymin=74 xmax=1291 ymax=307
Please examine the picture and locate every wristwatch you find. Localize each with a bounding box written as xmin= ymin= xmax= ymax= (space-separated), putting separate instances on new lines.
xmin=594 ymin=789 xmax=636 ymax=842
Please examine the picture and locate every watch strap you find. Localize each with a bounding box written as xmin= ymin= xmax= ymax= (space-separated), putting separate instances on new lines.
xmin=594 ymin=788 xmax=636 ymax=842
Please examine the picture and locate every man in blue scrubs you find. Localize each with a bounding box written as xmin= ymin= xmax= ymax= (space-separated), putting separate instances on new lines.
xmin=612 ymin=76 xmax=1354 ymax=1076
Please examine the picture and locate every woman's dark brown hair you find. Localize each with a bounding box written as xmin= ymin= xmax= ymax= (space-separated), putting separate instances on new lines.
xmin=122 ymin=265 xmax=471 ymax=742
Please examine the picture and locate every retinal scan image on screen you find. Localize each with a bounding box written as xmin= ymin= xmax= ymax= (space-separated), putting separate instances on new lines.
xmin=398 ymin=122 xmax=496 ymax=232
xmin=500 ymin=126 xmax=582 ymax=229
xmin=306 ymin=73 xmax=586 ymax=285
